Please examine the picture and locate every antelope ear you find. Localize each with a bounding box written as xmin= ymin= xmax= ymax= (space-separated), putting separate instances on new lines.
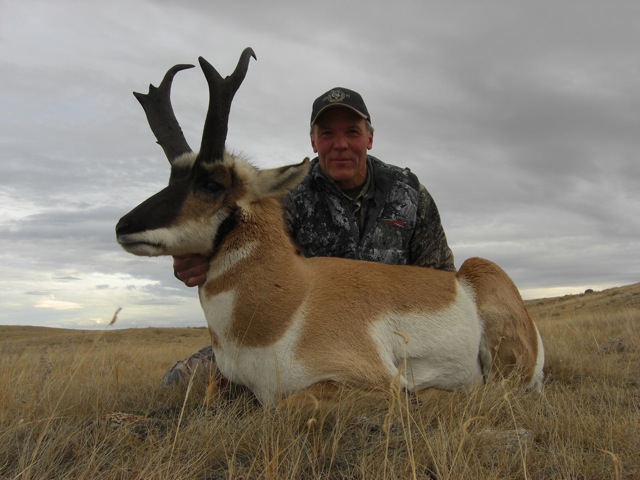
xmin=255 ymin=158 xmax=311 ymax=198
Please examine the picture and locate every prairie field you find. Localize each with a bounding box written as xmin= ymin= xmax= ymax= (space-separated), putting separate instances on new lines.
xmin=1 ymin=283 xmax=638 ymax=479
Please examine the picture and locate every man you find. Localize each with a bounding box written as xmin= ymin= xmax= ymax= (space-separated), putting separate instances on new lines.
xmin=164 ymin=87 xmax=455 ymax=386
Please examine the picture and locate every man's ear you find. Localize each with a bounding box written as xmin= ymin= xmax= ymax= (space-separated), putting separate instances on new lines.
xmin=310 ymin=131 xmax=318 ymax=153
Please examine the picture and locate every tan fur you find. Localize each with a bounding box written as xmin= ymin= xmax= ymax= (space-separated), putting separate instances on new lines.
xmin=294 ymin=257 xmax=459 ymax=386
xmin=119 ymin=155 xmax=544 ymax=403
xmin=177 ymin=163 xmax=246 ymax=227
xmin=457 ymin=258 xmax=539 ymax=383
xmin=204 ymin=197 xmax=460 ymax=385
xmin=204 ymin=201 xmax=309 ymax=347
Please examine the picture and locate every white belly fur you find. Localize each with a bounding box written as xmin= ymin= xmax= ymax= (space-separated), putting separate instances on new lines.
xmin=370 ymin=282 xmax=484 ymax=391
xmin=201 ymin=289 xmax=314 ymax=405
xmin=201 ymin=280 xmax=484 ymax=404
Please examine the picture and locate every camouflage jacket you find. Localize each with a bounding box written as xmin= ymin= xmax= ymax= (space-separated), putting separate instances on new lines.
xmin=282 ymin=156 xmax=455 ymax=271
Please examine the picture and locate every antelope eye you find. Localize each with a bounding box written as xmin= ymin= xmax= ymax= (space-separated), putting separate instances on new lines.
xmin=203 ymin=181 xmax=224 ymax=193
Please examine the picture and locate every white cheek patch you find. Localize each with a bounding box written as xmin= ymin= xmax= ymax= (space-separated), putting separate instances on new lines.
xmin=134 ymin=220 xmax=217 ymax=256
xmin=134 ymin=206 xmax=236 ymax=256
xmin=207 ymin=241 xmax=257 ymax=281
xmin=117 ymin=232 xmax=165 ymax=256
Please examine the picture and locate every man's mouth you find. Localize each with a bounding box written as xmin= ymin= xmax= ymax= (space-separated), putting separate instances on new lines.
xmin=331 ymin=158 xmax=352 ymax=165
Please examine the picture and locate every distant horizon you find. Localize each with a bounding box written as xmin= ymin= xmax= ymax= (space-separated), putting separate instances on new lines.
xmin=2 ymin=281 xmax=636 ymax=330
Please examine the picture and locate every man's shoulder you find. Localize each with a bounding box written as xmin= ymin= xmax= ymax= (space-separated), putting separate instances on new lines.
xmin=368 ymin=156 xmax=420 ymax=191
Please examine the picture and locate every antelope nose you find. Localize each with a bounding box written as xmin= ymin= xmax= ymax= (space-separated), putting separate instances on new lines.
xmin=115 ymin=217 xmax=131 ymax=236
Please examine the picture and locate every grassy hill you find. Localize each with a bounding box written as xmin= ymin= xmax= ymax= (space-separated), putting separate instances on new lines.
xmin=525 ymin=282 xmax=640 ymax=318
xmin=1 ymin=283 xmax=638 ymax=479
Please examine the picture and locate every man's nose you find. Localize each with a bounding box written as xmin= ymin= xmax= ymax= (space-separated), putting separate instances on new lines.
xmin=333 ymin=133 xmax=348 ymax=149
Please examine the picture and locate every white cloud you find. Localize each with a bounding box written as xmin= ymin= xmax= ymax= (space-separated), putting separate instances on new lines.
xmin=34 ymin=296 xmax=82 ymax=311
xmin=1 ymin=0 xmax=638 ymax=328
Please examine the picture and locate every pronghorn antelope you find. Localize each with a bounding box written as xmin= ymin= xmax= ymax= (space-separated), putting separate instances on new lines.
xmin=116 ymin=48 xmax=544 ymax=406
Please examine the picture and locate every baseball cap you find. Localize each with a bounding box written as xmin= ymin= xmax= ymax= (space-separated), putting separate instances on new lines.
xmin=310 ymin=87 xmax=371 ymax=126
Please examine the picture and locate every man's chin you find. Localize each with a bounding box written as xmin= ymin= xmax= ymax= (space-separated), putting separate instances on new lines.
xmin=327 ymin=164 xmax=355 ymax=179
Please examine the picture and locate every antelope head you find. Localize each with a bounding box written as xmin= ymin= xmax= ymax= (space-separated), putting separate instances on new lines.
xmin=116 ymin=48 xmax=309 ymax=258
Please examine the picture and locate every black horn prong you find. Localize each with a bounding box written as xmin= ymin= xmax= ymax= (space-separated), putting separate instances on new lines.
xmin=228 ymin=47 xmax=257 ymax=90
xmin=198 ymin=48 xmax=256 ymax=163
xmin=133 ymin=64 xmax=195 ymax=163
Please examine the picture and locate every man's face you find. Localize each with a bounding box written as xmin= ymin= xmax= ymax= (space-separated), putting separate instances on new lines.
xmin=311 ymin=107 xmax=373 ymax=191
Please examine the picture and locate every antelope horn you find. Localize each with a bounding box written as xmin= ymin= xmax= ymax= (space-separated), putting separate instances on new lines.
xmin=133 ymin=64 xmax=195 ymax=163
xmin=198 ymin=47 xmax=257 ymax=162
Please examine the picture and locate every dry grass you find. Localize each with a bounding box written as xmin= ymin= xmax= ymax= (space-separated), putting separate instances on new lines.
xmin=1 ymin=283 xmax=638 ymax=479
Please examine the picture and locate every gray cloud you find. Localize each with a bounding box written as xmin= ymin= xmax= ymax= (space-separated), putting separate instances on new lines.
xmin=1 ymin=0 xmax=638 ymax=328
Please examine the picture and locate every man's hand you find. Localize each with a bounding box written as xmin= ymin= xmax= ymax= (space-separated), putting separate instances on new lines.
xmin=173 ymin=255 xmax=210 ymax=287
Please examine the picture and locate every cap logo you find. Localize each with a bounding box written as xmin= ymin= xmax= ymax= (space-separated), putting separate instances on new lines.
xmin=311 ymin=87 xmax=370 ymax=125
xmin=325 ymin=89 xmax=347 ymax=103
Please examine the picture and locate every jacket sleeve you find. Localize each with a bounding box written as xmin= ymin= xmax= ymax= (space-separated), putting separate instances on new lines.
xmin=409 ymin=184 xmax=456 ymax=271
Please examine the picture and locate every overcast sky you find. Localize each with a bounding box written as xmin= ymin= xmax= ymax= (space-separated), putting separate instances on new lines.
xmin=1 ymin=0 xmax=638 ymax=330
